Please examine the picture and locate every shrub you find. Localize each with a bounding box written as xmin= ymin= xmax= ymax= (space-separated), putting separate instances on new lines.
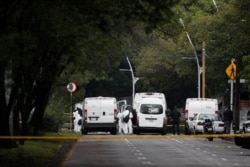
xmin=40 ymin=109 xmax=65 ymax=132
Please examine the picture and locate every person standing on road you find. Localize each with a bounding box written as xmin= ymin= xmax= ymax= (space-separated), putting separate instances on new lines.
xmin=117 ymin=111 xmax=124 ymax=134
xmin=73 ymin=109 xmax=82 ymax=132
xmin=171 ymin=106 xmax=181 ymax=135
xmin=122 ymin=107 xmax=133 ymax=134
xmin=223 ymin=105 xmax=233 ymax=134
xmin=127 ymin=107 xmax=133 ymax=134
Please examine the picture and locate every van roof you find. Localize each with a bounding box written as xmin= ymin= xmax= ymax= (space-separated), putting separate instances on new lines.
xmin=141 ymin=97 xmax=165 ymax=103
xmin=135 ymin=92 xmax=165 ymax=99
xmin=186 ymin=98 xmax=217 ymax=102
xmin=84 ymin=96 xmax=116 ymax=101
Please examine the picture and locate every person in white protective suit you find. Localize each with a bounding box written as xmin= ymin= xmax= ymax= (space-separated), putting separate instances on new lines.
xmin=122 ymin=107 xmax=133 ymax=134
xmin=73 ymin=109 xmax=82 ymax=132
xmin=117 ymin=111 xmax=124 ymax=134
xmin=127 ymin=110 xmax=133 ymax=134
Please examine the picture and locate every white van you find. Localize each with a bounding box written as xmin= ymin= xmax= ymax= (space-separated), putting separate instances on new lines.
xmin=184 ymin=98 xmax=219 ymax=135
xmin=81 ymin=96 xmax=118 ymax=135
xmin=133 ymin=92 xmax=167 ymax=135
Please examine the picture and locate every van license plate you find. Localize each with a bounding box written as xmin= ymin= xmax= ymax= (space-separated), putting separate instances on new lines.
xmin=89 ymin=117 xmax=98 ymax=121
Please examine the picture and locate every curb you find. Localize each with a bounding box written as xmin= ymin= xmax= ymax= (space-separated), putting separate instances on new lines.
xmin=46 ymin=140 xmax=77 ymax=167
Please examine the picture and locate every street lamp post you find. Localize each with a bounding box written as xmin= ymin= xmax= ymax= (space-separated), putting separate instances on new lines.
xmin=120 ymin=57 xmax=140 ymax=105
xmin=180 ymin=18 xmax=202 ymax=98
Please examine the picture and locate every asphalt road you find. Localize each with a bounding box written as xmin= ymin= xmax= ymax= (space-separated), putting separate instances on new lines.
xmin=61 ymin=135 xmax=250 ymax=167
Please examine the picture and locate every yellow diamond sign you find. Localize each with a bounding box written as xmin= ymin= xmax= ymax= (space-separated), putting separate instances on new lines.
xmin=225 ymin=63 xmax=236 ymax=80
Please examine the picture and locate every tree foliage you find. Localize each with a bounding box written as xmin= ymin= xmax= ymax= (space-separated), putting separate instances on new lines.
xmin=0 ymin=0 xmax=179 ymax=147
xmin=128 ymin=0 xmax=250 ymax=109
xmin=2 ymin=0 xmax=250 ymax=148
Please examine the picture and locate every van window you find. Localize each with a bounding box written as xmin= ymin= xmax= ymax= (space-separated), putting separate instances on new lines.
xmin=213 ymin=115 xmax=222 ymax=121
xmin=140 ymin=104 xmax=163 ymax=114
xmin=198 ymin=114 xmax=214 ymax=120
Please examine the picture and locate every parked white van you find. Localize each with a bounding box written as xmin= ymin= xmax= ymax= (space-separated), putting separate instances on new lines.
xmin=81 ymin=96 xmax=118 ymax=135
xmin=133 ymin=92 xmax=167 ymax=135
xmin=184 ymin=98 xmax=219 ymax=135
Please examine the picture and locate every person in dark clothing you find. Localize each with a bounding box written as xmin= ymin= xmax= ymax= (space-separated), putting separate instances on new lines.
xmin=223 ymin=105 xmax=233 ymax=134
xmin=171 ymin=106 xmax=181 ymax=135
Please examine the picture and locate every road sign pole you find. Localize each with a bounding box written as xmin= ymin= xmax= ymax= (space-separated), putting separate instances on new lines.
xmin=66 ymin=82 xmax=77 ymax=132
xmin=70 ymin=92 xmax=73 ymax=131
xmin=230 ymin=80 xmax=233 ymax=111
xmin=225 ymin=59 xmax=236 ymax=111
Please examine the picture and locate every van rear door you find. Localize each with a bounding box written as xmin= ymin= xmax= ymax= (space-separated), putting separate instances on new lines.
xmin=85 ymin=98 xmax=101 ymax=122
xmin=201 ymin=100 xmax=218 ymax=113
xmin=99 ymin=98 xmax=116 ymax=122
xmin=86 ymin=98 xmax=116 ymax=123
xmin=139 ymin=103 xmax=164 ymax=128
xmin=138 ymin=97 xmax=166 ymax=128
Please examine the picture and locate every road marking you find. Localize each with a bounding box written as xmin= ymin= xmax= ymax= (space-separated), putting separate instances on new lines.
xmin=138 ymin=157 xmax=147 ymax=160
xmin=142 ymin=161 xmax=155 ymax=165
xmin=171 ymin=138 xmax=183 ymax=143
xmin=134 ymin=152 xmax=143 ymax=156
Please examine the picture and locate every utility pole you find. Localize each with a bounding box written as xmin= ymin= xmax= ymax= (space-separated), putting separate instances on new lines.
xmin=202 ymin=41 xmax=206 ymax=98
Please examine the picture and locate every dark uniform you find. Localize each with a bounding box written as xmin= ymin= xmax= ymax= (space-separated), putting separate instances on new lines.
xmin=171 ymin=107 xmax=181 ymax=135
xmin=223 ymin=105 xmax=233 ymax=134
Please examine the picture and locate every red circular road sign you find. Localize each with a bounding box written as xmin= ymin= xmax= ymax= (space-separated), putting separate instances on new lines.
xmin=66 ymin=82 xmax=77 ymax=93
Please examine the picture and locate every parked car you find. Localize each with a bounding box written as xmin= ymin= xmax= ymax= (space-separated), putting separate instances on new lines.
xmin=243 ymin=120 xmax=250 ymax=134
xmin=189 ymin=113 xmax=224 ymax=134
xmin=212 ymin=115 xmax=224 ymax=134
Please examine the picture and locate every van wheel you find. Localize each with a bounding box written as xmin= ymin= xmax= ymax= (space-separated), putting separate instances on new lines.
xmin=185 ymin=124 xmax=190 ymax=135
xmin=82 ymin=128 xmax=88 ymax=135
xmin=133 ymin=128 xmax=137 ymax=134
xmin=161 ymin=127 xmax=167 ymax=135
xmin=110 ymin=128 xmax=117 ymax=135
xmin=137 ymin=128 xmax=141 ymax=135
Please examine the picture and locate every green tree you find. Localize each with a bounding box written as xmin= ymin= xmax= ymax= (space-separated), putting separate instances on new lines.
xmin=128 ymin=0 xmax=250 ymax=109
xmin=0 ymin=0 xmax=180 ymax=148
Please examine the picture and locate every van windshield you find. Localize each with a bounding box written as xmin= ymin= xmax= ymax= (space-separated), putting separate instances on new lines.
xmin=140 ymin=104 xmax=163 ymax=114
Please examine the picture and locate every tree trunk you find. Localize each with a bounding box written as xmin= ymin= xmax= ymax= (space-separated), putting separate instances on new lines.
xmin=0 ymin=65 xmax=16 ymax=148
